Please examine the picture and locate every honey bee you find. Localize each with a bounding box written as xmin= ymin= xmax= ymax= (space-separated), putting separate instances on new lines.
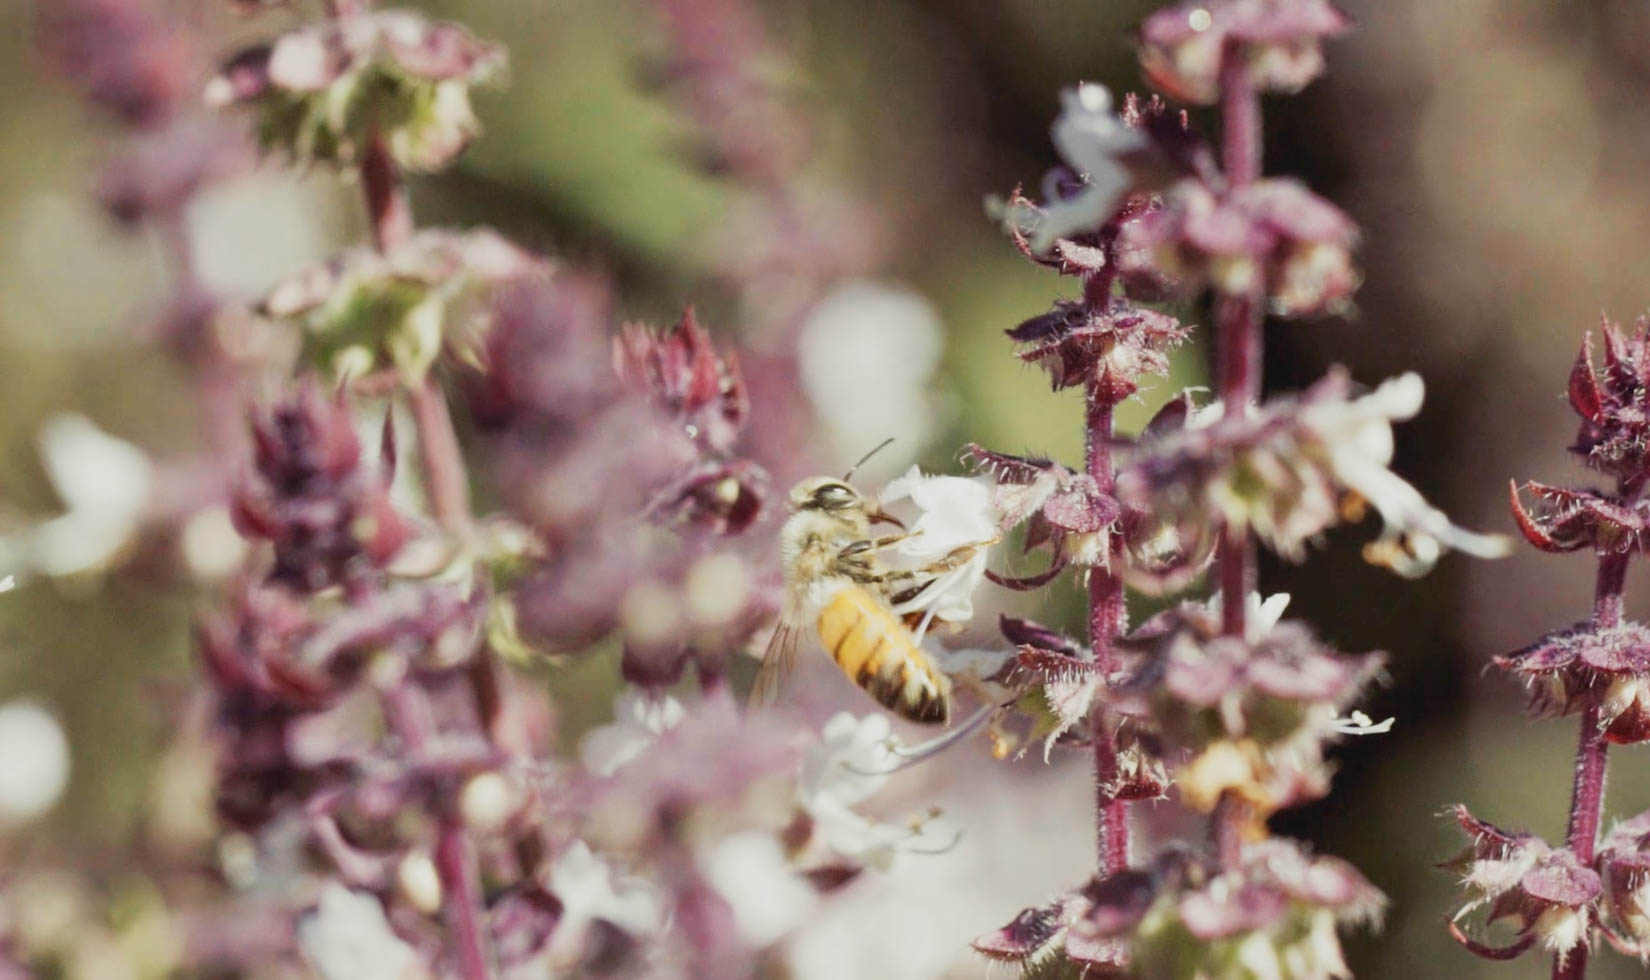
xmin=750 ymin=473 xmax=988 ymax=725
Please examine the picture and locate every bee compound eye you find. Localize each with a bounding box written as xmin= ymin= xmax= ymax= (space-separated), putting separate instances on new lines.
xmin=813 ymin=483 xmax=858 ymax=510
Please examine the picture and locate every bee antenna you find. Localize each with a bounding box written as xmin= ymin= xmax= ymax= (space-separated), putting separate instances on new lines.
xmin=843 ymin=437 xmax=896 ymax=482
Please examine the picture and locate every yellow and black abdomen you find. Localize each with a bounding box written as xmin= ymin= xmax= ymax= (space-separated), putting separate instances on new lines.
xmin=816 ymin=586 xmax=950 ymax=724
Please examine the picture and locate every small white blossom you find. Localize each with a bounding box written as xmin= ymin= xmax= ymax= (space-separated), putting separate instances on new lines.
xmin=0 ymin=414 xmax=154 ymax=584
xmin=578 ymin=691 xmax=684 ymax=777
xmin=547 ymin=841 xmax=663 ymax=960
xmin=700 ymin=832 xmax=818 ymax=946
xmin=1207 ymin=591 xmax=1293 ymax=644
xmin=0 ymin=700 xmax=71 ymax=823
xmin=298 ymin=884 xmax=425 ymax=980
xmin=877 ymin=467 xmax=1000 ymax=633
xmin=797 ymin=713 xmax=953 ymax=870
xmin=1030 ymin=84 xmax=1149 ymax=252
xmin=1304 ymin=374 xmax=1510 ymax=576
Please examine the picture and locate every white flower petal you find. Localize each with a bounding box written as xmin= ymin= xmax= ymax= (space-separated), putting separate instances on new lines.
xmin=579 ymin=692 xmax=684 ymax=777
xmin=298 ymin=885 xmax=424 ymax=980
xmin=701 ymin=832 xmax=817 ymax=946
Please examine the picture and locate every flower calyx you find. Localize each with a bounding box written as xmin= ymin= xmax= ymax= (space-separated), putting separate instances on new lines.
xmin=963 ymin=444 xmax=1121 ymax=571
xmin=207 ymin=8 xmax=506 ymax=171
xmin=1117 ymin=177 xmax=1359 ymax=317
xmin=1445 ymin=806 xmax=1601 ymax=964
xmin=1139 ymin=0 xmax=1352 ymax=105
xmin=262 ymin=228 xmax=547 ymax=383
xmin=1496 ymin=621 xmax=1650 ymax=743
xmin=1007 ymin=298 xmax=1186 ymax=400
xmin=1567 ymin=319 xmax=1650 ymax=482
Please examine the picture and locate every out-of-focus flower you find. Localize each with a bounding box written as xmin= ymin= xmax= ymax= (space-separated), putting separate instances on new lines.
xmin=579 ymin=691 xmax=685 ymax=777
xmin=877 ymin=467 xmax=1001 ymax=629
xmin=795 ymin=713 xmax=952 ymax=870
xmin=616 ymin=308 xmax=749 ymax=456
xmin=1138 ymin=0 xmax=1351 ymax=105
xmin=1444 ymin=806 xmax=1601 ymax=963
xmin=1118 ymin=177 xmax=1359 ymax=316
xmin=1024 ymin=84 xmax=1153 ymax=252
xmin=1113 ymin=593 xmax=1382 ymax=818
xmin=1496 ymin=622 xmax=1650 ymax=744
xmin=42 ymin=0 xmax=198 ymax=126
xmin=796 ymin=280 xmax=946 ymax=462
xmin=261 ymin=229 xmax=546 ymax=382
xmin=545 ymin=841 xmax=665 ymax=964
xmin=1116 ymin=369 xmax=1509 ymax=578
xmin=207 ymin=9 xmax=506 ymax=171
xmin=230 ymin=380 xmax=407 ymax=592
xmin=297 ymin=884 xmax=425 ymax=980
xmin=0 ymin=413 xmax=154 ymax=584
xmin=0 ymin=700 xmax=71 ymax=824
xmin=700 ymin=831 xmax=818 ymax=946
xmin=98 ymin=120 xmax=251 ymax=227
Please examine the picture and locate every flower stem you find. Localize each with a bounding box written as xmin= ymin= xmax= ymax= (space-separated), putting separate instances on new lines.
xmin=1212 ymin=37 xmax=1265 ymax=862
xmin=410 ymin=376 xmax=474 ymax=534
xmin=1086 ymin=354 xmax=1128 ymax=875
xmin=1553 ymin=549 xmax=1631 ymax=980
xmin=361 ymin=129 xmax=413 ymax=254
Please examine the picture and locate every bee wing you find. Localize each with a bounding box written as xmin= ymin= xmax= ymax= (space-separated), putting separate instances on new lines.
xmin=748 ymin=609 xmax=803 ymax=711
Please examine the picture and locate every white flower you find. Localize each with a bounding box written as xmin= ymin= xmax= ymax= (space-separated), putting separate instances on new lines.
xmin=1207 ymin=591 xmax=1293 ymax=645
xmin=1304 ymin=374 xmax=1510 ymax=577
xmin=700 ymin=832 xmax=818 ymax=946
xmin=1030 ymin=84 xmax=1149 ymax=253
xmin=798 ymin=280 xmax=947 ymax=464
xmin=297 ymin=884 xmax=425 ymax=980
xmin=578 ymin=691 xmax=684 ymax=777
xmin=877 ymin=467 xmax=1000 ymax=634
xmin=0 ymin=414 xmax=154 ymax=584
xmin=547 ymin=841 xmax=663 ymax=960
xmin=797 ymin=713 xmax=952 ymax=870
xmin=0 ymin=700 xmax=70 ymax=823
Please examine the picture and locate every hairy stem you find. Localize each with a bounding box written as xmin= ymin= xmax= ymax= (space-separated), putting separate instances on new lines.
xmin=1554 ymin=549 xmax=1631 ymax=980
xmin=1212 ymin=38 xmax=1265 ymax=861
xmin=1086 ymin=361 xmax=1128 ymax=875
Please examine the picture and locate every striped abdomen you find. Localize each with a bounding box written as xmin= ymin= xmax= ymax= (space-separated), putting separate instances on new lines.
xmin=816 ymin=586 xmax=951 ymax=724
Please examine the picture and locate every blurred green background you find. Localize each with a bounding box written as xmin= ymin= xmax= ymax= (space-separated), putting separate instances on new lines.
xmin=6 ymin=0 xmax=1650 ymax=976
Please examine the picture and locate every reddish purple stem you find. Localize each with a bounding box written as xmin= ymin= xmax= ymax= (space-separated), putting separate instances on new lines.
xmin=1211 ymin=39 xmax=1265 ymax=861
xmin=1086 ymin=390 xmax=1129 ymax=875
xmin=1554 ymin=549 xmax=1631 ymax=980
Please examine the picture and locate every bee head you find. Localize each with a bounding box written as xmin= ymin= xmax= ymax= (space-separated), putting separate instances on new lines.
xmin=789 ymin=477 xmax=864 ymax=514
